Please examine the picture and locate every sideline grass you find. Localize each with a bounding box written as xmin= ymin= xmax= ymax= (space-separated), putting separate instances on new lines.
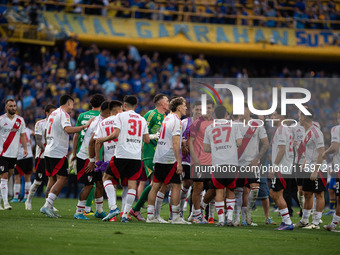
xmin=0 ymin=198 xmax=338 ymax=255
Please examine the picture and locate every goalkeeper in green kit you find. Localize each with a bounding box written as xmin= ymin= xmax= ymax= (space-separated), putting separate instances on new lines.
xmin=71 ymin=94 xmax=105 ymax=215
xmin=129 ymin=94 xmax=169 ymax=221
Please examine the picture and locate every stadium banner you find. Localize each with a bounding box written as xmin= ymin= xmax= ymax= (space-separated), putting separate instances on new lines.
xmin=41 ymin=12 xmax=340 ymax=60
xmin=189 ymin=78 xmax=339 ymax=180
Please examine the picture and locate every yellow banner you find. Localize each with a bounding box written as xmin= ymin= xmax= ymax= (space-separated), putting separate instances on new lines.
xmin=42 ymin=12 xmax=340 ymax=60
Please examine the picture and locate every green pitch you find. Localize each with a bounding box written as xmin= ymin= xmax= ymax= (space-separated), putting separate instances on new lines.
xmin=0 ymin=198 xmax=338 ymax=255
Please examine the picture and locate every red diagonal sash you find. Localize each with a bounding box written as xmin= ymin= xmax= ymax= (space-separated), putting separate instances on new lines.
xmin=238 ymin=122 xmax=258 ymax=159
xmin=0 ymin=117 xmax=22 ymax=156
xmin=297 ymin=131 xmax=312 ymax=163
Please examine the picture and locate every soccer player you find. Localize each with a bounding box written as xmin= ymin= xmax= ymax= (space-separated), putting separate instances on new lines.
xmin=179 ymin=101 xmax=202 ymax=216
xmin=129 ymin=94 xmax=169 ymax=222
xmin=324 ymin=176 xmax=336 ymax=216
xmin=295 ymin=108 xmax=326 ymax=229
xmin=0 ymin=99 xmax=27 ymax=210
xmin=74 ymin=101 xmax=111 ymax=220
xmin=203 ymin=106 xmax=242 ymax=226
xmin=89 ymin=100 xmax=123 ymax=222
xmin=322 ymin=110 xmax=340 ymax=231
xmin=147 ymin=96 xmax=190 ymax=224
xmin=11 ymin=127 xmax=34 ymax=203
xmin=26 ymin=104 xmax=57 ymax=210
xmin=189 ymin=99 xmax=214 ymax=223
xmin=268 ymin=109 xmax=294 ymax=230
xmin=234 ymin=105 xmax=269 ymax=226
xmin=71 ymin=93 xmax=106 ymax=215
xmin=97 ymin=95 xmax=149 ymax=222
xmin=40 ymin=94 xmax=89 ymax=217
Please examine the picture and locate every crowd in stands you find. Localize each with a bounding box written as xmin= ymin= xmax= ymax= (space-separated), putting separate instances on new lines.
xmin=5 ymin=0 xmax=340 ymax=30
xmin=0 ymin=36 xmax=339 ymax=145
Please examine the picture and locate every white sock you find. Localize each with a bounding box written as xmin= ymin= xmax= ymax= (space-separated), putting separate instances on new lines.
xmin=44 ymin=192 xmax=57 ymax=209
xmin=147 ymin=205 xmax=155 ymax=219
xmin=172 ymin=204 xmax=180 ymax=219
xmin=121 ymin=186 xmax=128 ymax=212
xmin=184 ymin=186 xmax=191 ymax=210
xmin=24 ymin=182 xmax=31 ymax=199
xmin=179 ymin=186 xmax=189 ymax=212
xmin=226 ymin=198 xmax=236 ymax=222
xmin=103 ymin=180 xmax=117 ymax=210
xmin=85 ymin=206 xmax=91 ymax=213
xmin=215 ymin=201 xmax=225 ymax=223
xmin=330 ymin=214 xmax=340 ymax=229
xmin=27 ymin=180 xmax=41 ymax=203
xmin=312 ymin=211 xmax=322 ymax=225
xmin=95 ymin=197 xmax=104 ymax=213
xmin=155 ymin=191 xmax=164 ymax=218
xmin=301 ymin=209 xmax=311 ymax=224
xmin=123 ymin=189 xmax=136 ymax=218
xmin=241 ymin=206 xmax=247 ymax=221
xmin=14 ymin=184 xmax=20 ymax=199
xmin=200 ymin=201 xmax=208 ymax=211
xmin=209 ymin=200 xmax=215 ymax=219
xmin=1 ymin=179 xmax=8 ymax=204
xmin=193 ymin=209 xmax=201 ymax=218
xmin=234 ymin=188 xmax=243 ymax=222
xmin=76 ymin=200 xmax=86 ymax=215
xmin=298 ymin=194 xmax=305 ymax=209
xmin=312 ymin=194 xmax=316 ymax=211
xmin=168 ymin=191 xmax=172 ymax=219
xmin=247 ymin=187 xmax=259 ymax=210
xmin=279 ymin=208 xmax=292 ymax=225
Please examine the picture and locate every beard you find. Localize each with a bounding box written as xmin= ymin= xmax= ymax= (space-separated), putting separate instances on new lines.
xmin=8 ymin=109 xmax=16 ymax=115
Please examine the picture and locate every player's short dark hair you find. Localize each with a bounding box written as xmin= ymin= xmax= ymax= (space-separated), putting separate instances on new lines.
xmin=100 ymin=101 xmax=110 ymax=111
xmin=153 ymin=94 xmax=167 ymax=106
xmin=124 ymin=95 xmax=138 ymax=106
xmin=5 ymin=98 xmax=15 ymax=105
xmin=45 ymin=104 xmax=57 ymax=113
xmin=192 ymin=101 xmax=201 ymax=108
xmin=109 ymin=100 xmax=123 ymax=111
xmin=170 ymin=97 xmax=185 ymax=112
xmin=207 ymin=99 xmax=214 ymax=106
xmin=215 ymin=106 xmax=227 ymax=119
xmin=90 ymin=94 xmax=106 ymax=108
xmin=59 ymin=94 xmax=74 ymax=106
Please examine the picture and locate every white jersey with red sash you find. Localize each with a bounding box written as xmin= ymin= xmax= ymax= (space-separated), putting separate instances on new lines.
xmin=331 ymin=125 xmax=340 ymax=167
xmin=237 ymin=119 xmax=267 ymax=166
xmin=271 ymin=125 xmax=294 ymax=175
xmin=0 ymin=114 xmax=26 ymax=158
xmin=34 ymin=118 xmax=47 ymax=160
xmin=303 ymin=125 xmax=326 ymax=187
xmin=17 ymin=128 xmax=33 ymax=160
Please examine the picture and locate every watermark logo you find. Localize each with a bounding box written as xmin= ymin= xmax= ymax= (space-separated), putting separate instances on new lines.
xmin=200 ymin=83 xmax=311 ymax=116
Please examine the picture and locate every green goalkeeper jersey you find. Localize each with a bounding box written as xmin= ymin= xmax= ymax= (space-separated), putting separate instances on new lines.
xmin=142 ymin=109 xmax=166 ymax=160
xmin=75 ymin=110 xmax=100 ymax=153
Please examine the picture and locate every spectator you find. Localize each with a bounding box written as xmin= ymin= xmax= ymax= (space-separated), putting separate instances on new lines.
xmin=265 ymin=2 xmax=277 ymax=27
xmin=127 ymin=44 xmax=141 ymax=62
xmin=102 ymin=75 xmax=117 ymax=94
xmin=95 ymin=49 xmax=108 ymax=84
xmin=64 ymin=35 xmax=79 ymax=61
xmin=194 ymin=54 xmax=210 ymax=77
xmin=294 ymin=7 xmax=308 ymax=29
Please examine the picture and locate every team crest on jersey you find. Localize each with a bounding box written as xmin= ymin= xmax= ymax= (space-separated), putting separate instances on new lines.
xmin=16 ymin=121 xmax=20 ymax=127
xmin=38 ymin=173 xmax=43 ymax=179
xmin=88 ymin=176 xmax=93 ymax=182
xmin=157 ymin=116 xmax=161 ymax=120
xmin=0 ymin=166 xmax=4 ymax=171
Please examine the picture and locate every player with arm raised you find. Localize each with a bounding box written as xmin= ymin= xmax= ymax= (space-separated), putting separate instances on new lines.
xmin=71 ymin=93 xmax=105 ymax=215
xmin=147 ymin=97 xmax=190 ymax=224
xmin=11 ymin=127 xmax=34 ymax=203
xmin=294 ymin=107 xmax=326 ymax=229
xmin=25 ymin=104 xmax=57 ymax=210
xmin=88 ymin=100 xmax=123 ymax=221
xmin=269 ymin=108 xmax=294 ymax=230
xmin=97 ymin=95 xmax=150 ymax=223
xmin=203 ymin=106 xmax=242 ymax=226
xmin=0 ymin=99 xmax=27 ymax=210
xmin=40 ymin=95 xmax=89 ymax=218
xmin=323 ymin=110 xmax=340 ymax=232
xmin=73 ymin=101 xmax=111 ymax=220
